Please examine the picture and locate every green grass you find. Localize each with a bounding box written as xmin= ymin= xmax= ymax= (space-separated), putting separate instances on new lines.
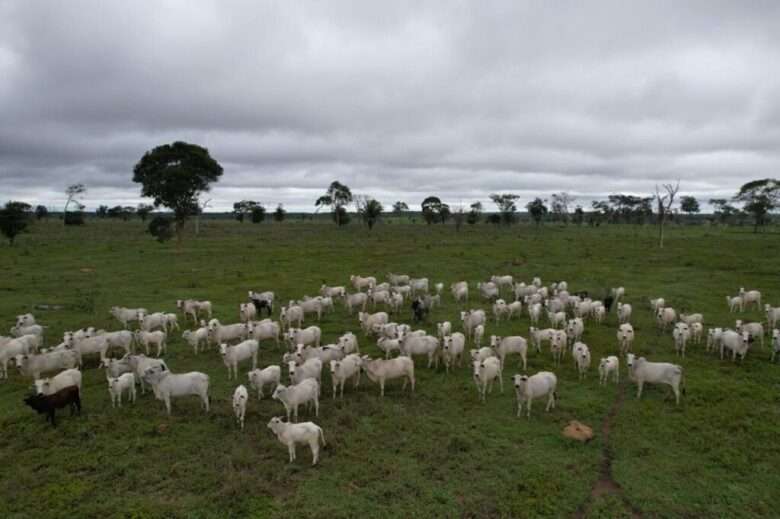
xmin=1 ymin=219 xmax=779 ymax=518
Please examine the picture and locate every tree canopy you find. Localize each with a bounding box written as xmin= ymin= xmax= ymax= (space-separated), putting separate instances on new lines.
xmin=132 ymin=141 xmax=223 ymax=241
xmin=679 ymin=196 xmax=700 ymax=216
xmin=734 ymin=178 xmax=779 ymax=232
xmin=315 ymin=181 xmax=353 ymax=226
xmin=421 ymin=196 xmax=449 ymax=224
xmin=526 ymin=198 xmax=548 ymax=226
xmin=489 ymin=193 xmax=520 ymax=225
xmin=0 ymin=201 xmax=32 ymax=245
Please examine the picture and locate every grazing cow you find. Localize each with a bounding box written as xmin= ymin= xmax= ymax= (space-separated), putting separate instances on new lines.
xmin=23 ymin=385 xmax=81 ymax=427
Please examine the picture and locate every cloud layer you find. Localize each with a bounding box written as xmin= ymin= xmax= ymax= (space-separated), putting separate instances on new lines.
xmin=2 ymin=1 xmax=779 ymax=211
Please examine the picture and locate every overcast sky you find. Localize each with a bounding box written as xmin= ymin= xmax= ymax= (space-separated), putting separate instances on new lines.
xmin=1 ymin=1 xmax=779 ymax=212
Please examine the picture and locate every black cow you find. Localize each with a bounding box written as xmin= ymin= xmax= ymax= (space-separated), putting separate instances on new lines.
xmin=411 ymin=298 xmax=429 ymax=323
xmin=250 ymin=297 xmax=273 ymax=318
xmin=23 ymin=385 xmax=81 ymax=427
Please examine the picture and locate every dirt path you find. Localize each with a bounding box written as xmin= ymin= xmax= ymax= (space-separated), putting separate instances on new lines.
xmin=574 ymin=382 xmax=643 ymax=518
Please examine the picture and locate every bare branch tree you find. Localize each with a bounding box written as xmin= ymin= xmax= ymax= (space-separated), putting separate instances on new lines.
xmin=655 ymin=181 xmax=680 ymax=248
xmin=195 ymin=198 xmax=211 ymax=237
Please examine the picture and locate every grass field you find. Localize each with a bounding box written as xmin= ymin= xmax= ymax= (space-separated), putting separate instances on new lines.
xmin=1 ymin=219 xmax=779 ymax=519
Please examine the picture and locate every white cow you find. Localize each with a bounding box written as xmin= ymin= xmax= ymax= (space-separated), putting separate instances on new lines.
xmin=626 ymin=353 xmax=683 ymax=405
xmin=566 ymin=318 xmax=584 ymax=345
xmin=377 ymin=337 xmax=402 ymax=359
xmin=616 ymin=303 xmax=632 ymax=324
xmin=288 ymin=358 xmax=323 ymax=387
xmin=220 ymin=340 xmax=259 ymax=379
xmin=142 ymin=365 xmax=210 ymax=415
xmin=617 ymin=323 xmax=635 ymax=354
xmin=739 ymin=288 xmax=762 ymax=311
xmin=765 ymin=305 xmax=780 ymax=330
xmin=513 ymin=372 xmax=557 ymax=419
xmin=267 ymin=417 xmax=326 ymax=465
xmin=350 ymin=275 xmax=376 ymax=292
xmin=107 ymin=373 xmax=136 ymax=407
xmin=272 ymin=379 xmax=320 ymax=422
xmin=672 ymin=323 xmax=691 ymax=357
xmin=35 ymin=369 xmax=82 ymax=395
xmin=360 ymin=356 xmax=415 ymax=397
xmin=472 ymin=357 xmax=502 ymax=402
xmin=490 ymin=335 xmax=528 ymax=370
xmin=599 ymin=356 xmax=619 ymax=385
xmin=286 ymin=327 xmax=322 ymax=349
xmin=441 ymin=333 xmax=465 ymax=372
xmin=110 ymin=306 xmax=147 ymax=328
xmin=329 ymin=355 xmax=362 ymax=398
xmin=477 ymin=282 xmax=499 ymax=300
xmin=399 ymin=334 xmax=440 ymax=369
xmin=208 ymin=319 xmax=247 ymax=345
xmin=248 ymin=365 xmax=281 ymax=398
xmin=134 ymin=330 xmax=167 ymax=356
xmin=735 ymin=320 xmax=764 ymax=348
xmin=771 ymin=329 xmax=779 ymax=362
xmin=572 ymin=342 xmax=591 ymax=380
xmin=656 ymin=307 xmax=677 ymax=330
xmin=182 ymin=323 xmax=210 ymax=354
xmin=344 ymin=293 xmax=369 ymax=315
xmin=461 ymin=309 xmax=486 ymax=339
xmin=358 ymin=312 xmax=389 ymax=336
xmin=233 ymin=385 xmax=249 ymax=430
xmin=727 ymin=295 xmax=743 ymax=313
xmin=719 ymin=330 xmax=748 ymax=362
xmin=451 ymin=281 xmax=469 ymax=303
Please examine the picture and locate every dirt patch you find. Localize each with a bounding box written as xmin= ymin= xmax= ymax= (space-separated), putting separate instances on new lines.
xmin=574 ymin=383 xmax=643 ymax=518
xmin=79 ymin=267 xmax=95 ymax=273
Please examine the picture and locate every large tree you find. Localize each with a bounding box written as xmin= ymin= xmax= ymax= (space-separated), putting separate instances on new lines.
xmin=273 ymin=204 xmax=286 ymax=222
xmin=679 ymin=196 xmax=700 ymax=218
xmin=526 ymin=198 xmax=548 ymax=227
xmin=35 ymin=205 xmax=48 ymax=220
xmin=64 ymin=183 xmax=86 ymax=226
xmin=490 ymin=193 xmax=520 ymax=226
xmin=251 ymin=204 xmax=266 ymax=223
xmin=315 ymin=181 xmax=353 ymax=226
xmin=421 ymin=196 xmax=449 ymax=224
xmin=734 ymin=179 xmax=779 ymax=232
xmin=357 ymin=198 xmax=383 ymax=231
xmin=233 ymin=200 xmax=259 ymax=223
xmin=467 ymin=201 xmax=482 ymax=225
xmin=132 ymin=141 xmax=223 ymax=243
xmin=0 ymin=201 xmax=32 ymax=245
xmin=392 ymin=201 xmax=409 ymax=214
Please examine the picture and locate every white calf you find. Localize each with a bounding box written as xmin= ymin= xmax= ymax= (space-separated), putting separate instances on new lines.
xmin=472 ymin=357 xmax=503 ymax=402
xmin=233 ymin=385 xmax=248 ymax=430
xmin=107 ymin=373 xmax=136 ymax=407
xmin=598 ymin=356 xmax=619 ymax=385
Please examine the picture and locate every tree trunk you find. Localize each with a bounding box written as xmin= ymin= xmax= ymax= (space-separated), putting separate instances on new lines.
xmin=658 ymin=215 xmax=665 ymax=249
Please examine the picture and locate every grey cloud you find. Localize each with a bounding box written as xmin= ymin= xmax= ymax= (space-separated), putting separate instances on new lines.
xmin=1 ymin=1 xmax=779 ymax=212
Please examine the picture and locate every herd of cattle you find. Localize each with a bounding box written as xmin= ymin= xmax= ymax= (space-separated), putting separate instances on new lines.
xmin=3 ymin=274 xmax=779 ymax=465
